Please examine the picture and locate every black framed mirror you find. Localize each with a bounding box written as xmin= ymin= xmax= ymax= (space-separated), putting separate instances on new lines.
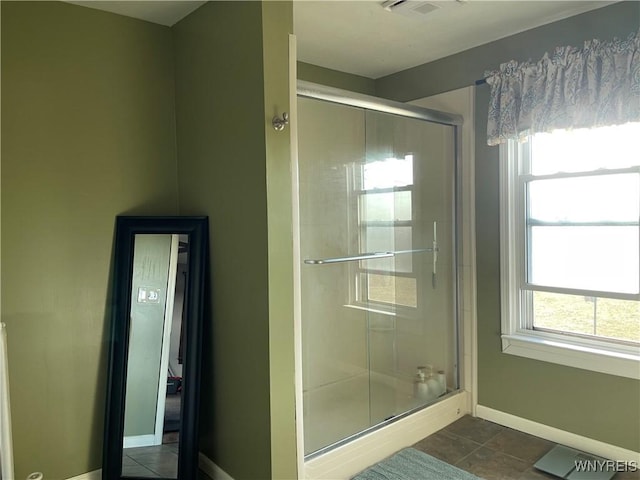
xmin=103 ymin=216 xmax=208 ymax=480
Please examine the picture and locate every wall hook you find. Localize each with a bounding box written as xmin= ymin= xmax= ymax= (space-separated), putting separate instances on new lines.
xmin=272 ymin=112 xmax=289 ymax=132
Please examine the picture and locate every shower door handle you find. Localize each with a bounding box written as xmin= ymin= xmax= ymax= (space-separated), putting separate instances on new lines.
xmin=304 ymin=252 xmax=394 ymax=265
xmin=303 ymin=248 xmax=435 ymax=265
xmin=432 ymin=221 xmax=438 ymax=289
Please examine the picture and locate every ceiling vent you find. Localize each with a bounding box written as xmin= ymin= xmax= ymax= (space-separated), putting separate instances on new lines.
xmin=381 ymin=0 xmax=464 ymax=18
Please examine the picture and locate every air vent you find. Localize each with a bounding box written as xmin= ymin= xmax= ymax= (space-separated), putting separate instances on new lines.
xmin=382 ymin=0 xmax=464 ymax=18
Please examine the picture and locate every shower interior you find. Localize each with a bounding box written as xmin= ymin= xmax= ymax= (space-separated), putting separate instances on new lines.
xmin=297 ymin=83 xmax=462 ymax=457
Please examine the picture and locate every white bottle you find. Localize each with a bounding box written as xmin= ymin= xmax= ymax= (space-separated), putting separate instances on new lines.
xmin=437 ymin=370 xmax=447 ymax=396
xmin=424 ymin=365 xmax=440 ymax=400
xmin=413 ymin=367 xmax=429 ymax=401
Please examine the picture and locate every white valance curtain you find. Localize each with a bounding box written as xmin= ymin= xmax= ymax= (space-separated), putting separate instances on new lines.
xmin=485 ymin=30 xmax=640 ymax=146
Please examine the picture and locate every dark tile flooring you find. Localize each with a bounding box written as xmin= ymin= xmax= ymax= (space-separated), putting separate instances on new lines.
xmin=122 ymin=442 xmax=179 ymax=478
xmin=198 ymin=415 xmax=639 ymax=479
xmin=121 ymin=393 xmax=182 ymax=477
xmin=122 ymin=432 xmax=180 ymax=477
xmin=412 ymin=415 xmax=640 ymax=480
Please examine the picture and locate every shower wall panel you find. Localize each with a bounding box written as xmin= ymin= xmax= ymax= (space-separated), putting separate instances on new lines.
xmin=298 ymin=98 xmax=368 ymax=389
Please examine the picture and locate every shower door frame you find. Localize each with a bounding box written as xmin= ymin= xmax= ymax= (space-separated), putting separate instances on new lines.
xmin=294 ymin=80 xmax=465 ymax=461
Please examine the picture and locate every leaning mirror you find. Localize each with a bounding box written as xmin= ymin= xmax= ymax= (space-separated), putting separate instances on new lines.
xmin=103 ymin=216 xmax=208 ymax=480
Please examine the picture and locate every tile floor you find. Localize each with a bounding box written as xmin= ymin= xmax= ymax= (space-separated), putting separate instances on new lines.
xmin=121 ymin=392 xmax=182 ymax=478
xmin=412 ymin=415 xmax=640 ymax=480
xmin=198 ymin=415 xmax=639 ymax=479
xmin=122 ymin=436 xmax=179 ymax=478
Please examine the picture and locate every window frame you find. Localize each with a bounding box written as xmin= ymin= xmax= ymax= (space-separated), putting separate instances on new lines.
xmin=347 ymin=159 xmax=421 ymax=316
xmin=499 ymin=137 xmax=640 ymax=380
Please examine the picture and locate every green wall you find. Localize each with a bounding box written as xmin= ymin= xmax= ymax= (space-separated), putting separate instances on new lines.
xmin=2 ymin=1 xmax=297 ymax=478
xmin=0 ymin=2 xmax=178 ymax=478
xmin=262 ymin=4 xmax=298 ymax=478
xmin=298 ymin=61 xmax=376 ymax=95
xmin=173 ymin=2 xmax=296 ymax=478
xmin=376 ymin=1 xmax=640 ymax=451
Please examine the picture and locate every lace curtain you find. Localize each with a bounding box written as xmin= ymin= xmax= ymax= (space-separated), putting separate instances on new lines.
xmin=485 ymin=30 xmax=640 ymax=146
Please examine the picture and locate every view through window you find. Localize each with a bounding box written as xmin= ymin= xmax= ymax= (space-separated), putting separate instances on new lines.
xmin=522 ymin=123 xmax=639 ymax=344
xmin=355 ymin=154 xmax=418 ymax=309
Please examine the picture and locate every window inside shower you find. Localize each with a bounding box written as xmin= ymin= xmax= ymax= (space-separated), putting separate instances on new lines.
xmin=297 ymin=95 xmax=459 ymax=457
xmin=351 ymin=154 xmax=418 ymax=310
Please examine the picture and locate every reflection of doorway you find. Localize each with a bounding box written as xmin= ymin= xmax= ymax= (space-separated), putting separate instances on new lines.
xmin=123 ymin=234 xmax=186 ymax=449
xmin=121 ymin=234 xmax=186 ymax=477
xmin=162 ymin=256 xmax=187 ymax=444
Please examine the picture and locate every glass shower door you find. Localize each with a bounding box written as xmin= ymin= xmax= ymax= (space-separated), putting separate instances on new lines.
xmin=362 ymin=109 xmax=456 ymax=427
xmin=298 ymin=97 xmax=457 ymax=456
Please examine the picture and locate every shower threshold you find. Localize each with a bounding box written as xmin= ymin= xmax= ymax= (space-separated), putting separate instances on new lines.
xmin=304 ymin=389 xmax=461 ymax=461
xmin=303 ymin=390 xmax=470 ymax=480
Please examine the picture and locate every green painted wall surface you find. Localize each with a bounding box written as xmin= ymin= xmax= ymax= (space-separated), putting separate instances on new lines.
xmin=376 ymin=2 xmax=640 ymax=451
xmin=173 ymin=2 xmax=296 ymax=478
xmin=1 ymin=2 xmax=178 ymax=478
xmin=262 ymin=3 xmax=298 ymax=479
xmin=298 ymin=61 xmax=376 ymax=95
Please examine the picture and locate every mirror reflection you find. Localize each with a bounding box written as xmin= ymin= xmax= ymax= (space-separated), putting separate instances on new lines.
xmin=121 ymin=234 xmax=189 ymax=478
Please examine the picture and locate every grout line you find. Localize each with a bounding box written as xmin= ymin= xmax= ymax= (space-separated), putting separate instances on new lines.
xmin=417 ymin=416 xmax=564 ymax=479
xmin=124 ymin=451 xmax=171 ymax=478
xmin=453 ymin=444 xmax=484 ymax=468
xmin=443 ymin=418 xmax=556 ymax=476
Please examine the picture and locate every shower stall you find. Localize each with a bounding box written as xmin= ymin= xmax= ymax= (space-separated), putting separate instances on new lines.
xmin=295 ymin=81 xmax=464 ymax=459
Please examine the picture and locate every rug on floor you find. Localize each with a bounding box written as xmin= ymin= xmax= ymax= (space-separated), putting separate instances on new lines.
xmin=351 ymin=448 xmax=483 ymax=480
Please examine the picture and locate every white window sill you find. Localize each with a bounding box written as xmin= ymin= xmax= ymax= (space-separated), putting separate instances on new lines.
xmin=343 ymin=303 xmax=397 ymax=316
xmin=501 ymin=333 xmax=640 ymax=380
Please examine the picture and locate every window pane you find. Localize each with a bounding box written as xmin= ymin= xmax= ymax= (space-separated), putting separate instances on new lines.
xmin=360 ymin=191 xmax=412 ymax=222
xmin=363 ymin=155 xmax=413 ymax=190
xmin=367 ymin=274 xmax=417 ymax=307
xmin=362 ymin=226 xmax=412 ymax=272
xmin=533 ymin=291 xmax=640 ymax=344
xmin=530 ymin=123 xmax=640 ymax=175
xmin=529 ymin=174 xmax=639 ymax=223
xmin=529 ymin=226 xmax=639 ymax=294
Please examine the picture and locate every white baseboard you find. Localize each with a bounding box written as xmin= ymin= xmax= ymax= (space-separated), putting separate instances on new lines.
xmin=476 ymin=405 xmax=640 ymax=463
xmin=66 ymin=469 xmax=100 ymax=480
xmin=123 ymin=434 xmax=157 ymax=448
xmin=199 ymin=452 xmax=235 ymax=480
xmin=304 ymin=391 xmax=470 ymax=480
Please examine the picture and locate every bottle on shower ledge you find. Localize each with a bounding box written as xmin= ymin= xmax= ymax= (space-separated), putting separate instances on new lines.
xmin=424 ymin=365 xmax=441 ymax=399
xmin=437 ymin=370 xmax=447 ymax=396
xmin=413 ymin=366 xmax=429 ymax=401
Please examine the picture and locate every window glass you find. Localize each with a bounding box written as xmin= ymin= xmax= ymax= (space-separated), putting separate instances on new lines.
xmin=361 ymin=226 xmax=412 ymax=272
xmin=529 ymin=225 xmax=639 ymax=294
xmin=530 ymin=123 xmax=640 ymax=175
xmin=360 ymin=191 xmax=412 ymax=222
xmin=367 ymin=273 xmax=417 ymax=307
xmin=363 ymin=155 xmax=413 ymax=190
xmin=533 ymin=291 xmax=640 ymax=344
xmin=528 ymin=174 xmax=639 ymax=223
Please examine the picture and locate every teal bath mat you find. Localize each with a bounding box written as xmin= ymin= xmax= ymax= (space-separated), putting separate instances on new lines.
xmin=351 ymin=448 xmax=483 ymax=480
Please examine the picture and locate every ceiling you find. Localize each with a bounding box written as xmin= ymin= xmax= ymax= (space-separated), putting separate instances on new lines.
xmin=66 ymin=1 xmax=206 ymax=26
xmin=294 ymin=1 xmax=614 ymax=78
xmin=66 ymin=0 xmax=615 ymax=79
